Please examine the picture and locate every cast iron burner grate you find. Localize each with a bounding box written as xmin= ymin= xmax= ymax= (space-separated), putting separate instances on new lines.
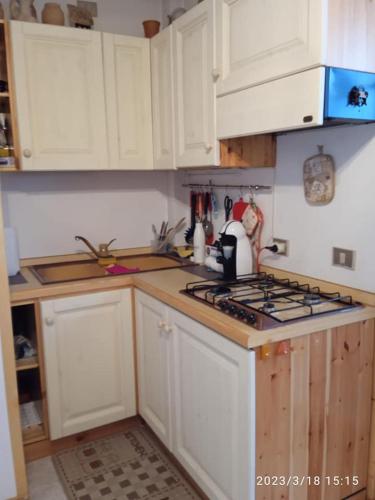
xmin=180 ymin=272 xmax=362 ymax=331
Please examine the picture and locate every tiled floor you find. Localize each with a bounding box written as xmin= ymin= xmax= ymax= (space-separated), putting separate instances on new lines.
xmin=27 ymin=456 xmax=67 ymax=500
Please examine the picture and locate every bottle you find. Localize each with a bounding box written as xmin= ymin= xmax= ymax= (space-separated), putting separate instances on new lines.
xmin=193 ymin=221 xmax=205 ymax=264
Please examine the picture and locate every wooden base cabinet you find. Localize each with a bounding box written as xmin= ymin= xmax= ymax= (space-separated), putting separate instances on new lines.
xmin=256 ymin=320 xmax=374 ymax=500
xmin=41 ymin=290 xmax=136 ymax=440
xmin=135 ymin=291 xmax=256 ymax=500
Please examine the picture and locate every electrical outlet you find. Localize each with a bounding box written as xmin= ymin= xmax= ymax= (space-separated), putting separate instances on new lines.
xmin=273 ymin=238 xmax=289 ymax=256
xmin=332 ymin=247 xmax=355 ymax=270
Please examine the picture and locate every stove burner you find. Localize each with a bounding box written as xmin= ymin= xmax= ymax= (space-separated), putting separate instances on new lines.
xmin=261 ymin=302 xmax=277 ymax=313
xmin=258 ymin=280 xmax=275 ymax=290
xmin=303 ymin=293 xmax=321 ymax=306
xmin=182 ymin=272 xmax=361 ymax=331
xmin=209 ymin=286 xmax=232 ymax=295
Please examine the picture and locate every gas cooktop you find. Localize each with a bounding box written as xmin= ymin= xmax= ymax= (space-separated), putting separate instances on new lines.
xmin=180 ymin=272 xmax=362 ymax=330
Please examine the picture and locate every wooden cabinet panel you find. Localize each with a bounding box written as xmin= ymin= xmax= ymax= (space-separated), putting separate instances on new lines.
xmin=216 ymin=0 xmax=323 ymax=96
xmin=103 ymin=34 xmax=153 ymax=170
xmin=41 ymin=290 xmax=136 ymax=440
xmin=170 ymin=307 xmax=255 ymax=500
xmin=135 ymin=290 xmax=172 ymax=449
xmin=173 ymin=0 xmax=218 ymax=167
xmin=151 ymin=27 xmax=175 ymax=170
xmin=256 ymin=320 xmax=374 ymax=500
xmin=10 ymin=21 xmax=108 ymax=171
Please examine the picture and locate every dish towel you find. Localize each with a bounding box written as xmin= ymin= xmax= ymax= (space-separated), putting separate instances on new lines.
xmin=106 ymin=264 xmax=140 ymax=275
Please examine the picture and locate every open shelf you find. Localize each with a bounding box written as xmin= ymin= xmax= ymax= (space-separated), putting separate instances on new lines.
xmin=12 ymin=302 xmax=49 ymax=444
xmin=16 ymin=356 xmax=39 ymax=372
xmin=22 ymin=423 xmax=47 ymax=445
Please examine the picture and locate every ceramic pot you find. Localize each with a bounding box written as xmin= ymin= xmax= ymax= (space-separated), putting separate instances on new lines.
xmin=143 ymin=20 xmax=160 ymax=38
xmin=42 ymin=3 xmax=64 ymax=25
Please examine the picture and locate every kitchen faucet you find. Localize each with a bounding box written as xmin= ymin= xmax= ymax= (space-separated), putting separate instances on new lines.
xmin=75 ymin=236 xmax=117 ymax=266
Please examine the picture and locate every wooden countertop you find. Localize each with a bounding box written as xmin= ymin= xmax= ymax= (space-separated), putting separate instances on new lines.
xmin=9 ymin=256 xmax=375 ymax=349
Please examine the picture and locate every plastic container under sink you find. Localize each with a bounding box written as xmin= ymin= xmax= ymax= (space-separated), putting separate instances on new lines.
xmin=4 ymin=227 xmax=20 ymax=276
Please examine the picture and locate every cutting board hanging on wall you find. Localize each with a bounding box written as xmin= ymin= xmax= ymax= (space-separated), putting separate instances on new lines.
xmin=303 ymin=145 xmax=335 ymax=205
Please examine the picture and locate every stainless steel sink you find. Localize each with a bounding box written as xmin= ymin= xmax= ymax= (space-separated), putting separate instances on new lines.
xmin=30 ymin=254 xmax=193 ymax=285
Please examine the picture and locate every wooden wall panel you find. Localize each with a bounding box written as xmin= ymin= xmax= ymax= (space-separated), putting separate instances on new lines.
xmin=308 ymin=331 xmax=329 ymax=500
xmin=256 ymin=320 xmax=374 ymax=500
xmin=256 ymin=342 xmax=291 ymax=500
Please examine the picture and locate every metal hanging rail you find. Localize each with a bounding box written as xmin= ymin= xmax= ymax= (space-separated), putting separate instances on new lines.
xmin=181 ymin=182 xmax=272 ymax=191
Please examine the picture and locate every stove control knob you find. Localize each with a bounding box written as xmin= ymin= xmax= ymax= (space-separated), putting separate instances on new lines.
xmin=228 ymin=305 xmax=238 ymax=315
xmin=245 ymin=313 xmax=257 ymax=325
xmin=218 ymin=300 xmax=228 ymax=311
xmin=237 ymin=309 xmax=246 ymax=320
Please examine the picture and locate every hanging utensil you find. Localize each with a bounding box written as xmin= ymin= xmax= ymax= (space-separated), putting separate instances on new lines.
xmin=202 ymin=192 xmax=214 ymax=243
xmin=224 ymin=195 xmax=233 ymax=222
xmin=184 ymin=191 xmax=197 ymax=244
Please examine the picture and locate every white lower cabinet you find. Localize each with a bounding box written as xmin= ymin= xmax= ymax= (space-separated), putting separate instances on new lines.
xmin=135 ymin=291 xmax=256 ymax=500
xmin=41 ymin=289 xmax=136 ymax=440
xmin=135 ymin=290 xmax=172 ymax=449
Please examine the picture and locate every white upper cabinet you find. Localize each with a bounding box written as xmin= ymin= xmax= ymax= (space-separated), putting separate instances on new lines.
xmin=151 ymin=27 xmax=175 ymax=170
xmin=10 ymin=21 xmax=108 ymax=171
xmin=173 ymin=0 xmax=219 ymax=167
xmin=103 ymin=34 xmax=153 ymax=170
xmin=41 ymin=290 xmax=136 ymax=439
xmin=216 ymin=0 xmax=375 ymax=98
xmin=216 ymin=0 xmax=323 ymax=96
xmin=218 ymin=67 xmax=325 ymax=138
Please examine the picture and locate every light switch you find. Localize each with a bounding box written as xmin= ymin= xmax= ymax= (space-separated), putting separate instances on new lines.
xmin=333 ymin=247 xmax=355 ymax=270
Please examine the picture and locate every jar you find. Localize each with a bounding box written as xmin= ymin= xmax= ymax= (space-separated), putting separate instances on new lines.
xmin=42 ymin=3 xmax=65 ymax=26
xmin=142 ymin=20 xmax=160 ymax=38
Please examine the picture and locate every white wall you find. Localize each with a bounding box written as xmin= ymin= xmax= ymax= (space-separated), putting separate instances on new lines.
xmin=2 ymin=0 xmax=163 ymax=36
xmin=265 ymin=123 xmax=375 ymax=293
xmin=1 ymin=171 xmax=170 ymax=258
xmin=0 ymin=340 xmax=16 ymax=500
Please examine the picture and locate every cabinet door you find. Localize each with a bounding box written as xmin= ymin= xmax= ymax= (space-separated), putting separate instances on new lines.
xmin=151 ymin=27 xmax=175 ymax=170
xmin=216 ymin=0 xmax=323 ymax=96
xmin=103 ymin=34 xmax=153 ymax=170
xmin=170 ymin=307 xmax=256 ymax=500
xmin=41 ymin=290 xmax=136 ymax=440
xmin=10 ymin=21 xmax=108 ymax=171
xmin=173 ymin=0 xmax=218 ymax=167
xmin=135 ymin=291 xmax=172 ymax=449
xmin=218 ymin=67 xmax=325 ymax=138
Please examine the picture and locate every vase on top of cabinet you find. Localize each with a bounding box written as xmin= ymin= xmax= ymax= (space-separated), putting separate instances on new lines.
xmin=42 ymin=3 xmax=65 ymax=26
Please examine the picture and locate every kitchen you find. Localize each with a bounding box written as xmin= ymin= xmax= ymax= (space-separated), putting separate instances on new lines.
xmin=0 ymin=0 xmax=375 ymax=499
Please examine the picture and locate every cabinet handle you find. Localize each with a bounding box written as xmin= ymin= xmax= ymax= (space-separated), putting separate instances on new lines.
xmin=212 ymin=68 xmax=221 ymax=81
xmin=44 ymin=317 xmax=54 ymax=326
xmin=23 ymin=149 xmax=32 ymax=158
xmin=164 ymin=324 xmax=173 ymax=335
xmin=158 ymin=320 xmax=167 ymax=330
xmin=205 ymin=143 xmax=213 ymax=153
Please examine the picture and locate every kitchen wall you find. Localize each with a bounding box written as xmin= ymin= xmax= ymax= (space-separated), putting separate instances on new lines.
xmin=0 ymin=340 xmax=16 ymax=500
xmin=268 ymin=123 xmax=375 ymax=293
xmin=167 ymin=123 xmax=375 ymax=293
xmin=2 ymin=0 xmax=163 ymax=36
xmin=1 ymin=171 xmax=170 ymax=258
